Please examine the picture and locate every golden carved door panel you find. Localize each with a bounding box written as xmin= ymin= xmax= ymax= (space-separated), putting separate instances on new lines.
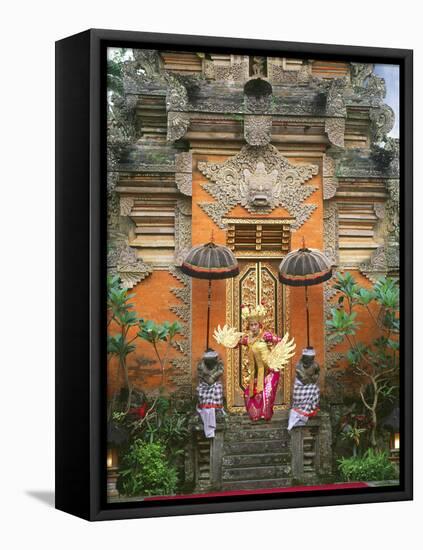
xmin=226 ymin=260 xmax=291 ymax=412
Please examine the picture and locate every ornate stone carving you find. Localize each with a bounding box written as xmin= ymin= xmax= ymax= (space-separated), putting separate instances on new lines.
xmin=203 ymin=55 xmax=249 ymax=83
xmin=108 ymin=242 xmax=153 ymax=289
xmin=245 ymin=94 xmax=272 ymax=113
xmin=132 ymin=49 xmax=162 ymax=77
xmin=169 ymin=265 xmax=192 ymax=390
xmin=244 ymin=78 xmax=273 ymax=114
xmin=359 ymin=245 xmax=398 ymax=282
xmin=323 ymin=155 xmax=338 ymax=200
xmin=370 ymin=104 xmax=395 ymax=143
xmin=267 ymin=59 xmax=312 ymax=85
xmin=214 ymin=65 xmax=232 ymax=81
xmin=374 ymin=202 xmax=386 ymax=220
xmin=107 ymin=94 xmax=138 ymax=147
xmin=385 ymin=178 xmax=400 ymax=240
xmin=174 ymin=198 xmax=192 ymax=266
xmin=165 ymin=74 xmax=189 ymax=111
xmin=350 ymin=63 xmax=373 ymax=88
xmin=175 ymin=152 xmax=193 ymax=196
xmin=120 ymin=197 xmax=134 ymax=216
xmin=325 ymin=118 xmax=345 ymax=147
xmin=121 ymin=50 xmax=163 ymax=93
xmin=198 ymin=144 xmax=318 ymax=230
xmin=326 ymin=78 xmax=347 ymax=117
xmin=365 ymin=74 xmax=387 ymax=101
xmin=323 ymin=201 xmax=338 ymax=266
xmin=244 ymin=115 xmax=272 ymax=146
xmin=167 ymin=111 xmax=190 ymax=142
xmin=203 ymin=58 xmax=215 ymax=80
xmin=231 ymin=59 xmax=250 ymax=82
xmin=107 ymin=158 xmax=120 ymax=231
xmin=251 ymin=57 xmax=266 ymax=77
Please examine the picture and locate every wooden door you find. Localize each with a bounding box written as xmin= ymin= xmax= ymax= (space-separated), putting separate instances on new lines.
xmin=225 ymin=259 xmax=291 ymax=412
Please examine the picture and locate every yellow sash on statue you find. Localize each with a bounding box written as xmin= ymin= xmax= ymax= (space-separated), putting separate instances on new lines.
xmin=247 ymin=337 xmax=270 ymax=396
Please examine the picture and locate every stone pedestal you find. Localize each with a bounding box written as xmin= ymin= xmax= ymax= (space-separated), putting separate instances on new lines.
xmin=107 ymin=466 xmax=119 ymax=498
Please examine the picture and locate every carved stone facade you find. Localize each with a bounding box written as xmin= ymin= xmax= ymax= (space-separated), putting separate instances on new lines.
xmin=107 ymin=48 xmax=399 ymax=487
xmin=198 ymin=144 xmax=318 ymax=229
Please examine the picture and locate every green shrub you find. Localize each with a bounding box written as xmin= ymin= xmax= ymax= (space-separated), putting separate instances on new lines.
xmin=117 ymin=440 xmax=178 ymax=497
xmin=338 ymin=449 xmax=397 ymax=482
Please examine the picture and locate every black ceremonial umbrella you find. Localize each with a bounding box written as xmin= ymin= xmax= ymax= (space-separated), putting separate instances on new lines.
xmin=181 ymin=240 xmax=239 ymax=351
xmin=278 ymin=239 xmax=332 ymax=349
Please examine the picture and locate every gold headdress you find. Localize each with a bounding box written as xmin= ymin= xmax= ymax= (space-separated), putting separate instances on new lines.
xmin=241 ymin=303 xmax=266 ymax=323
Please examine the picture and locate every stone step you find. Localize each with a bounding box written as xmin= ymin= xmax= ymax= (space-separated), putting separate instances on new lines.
xmin=224 ymin=428 xmax=287 ymax=442
xmin=226 ymin=416 xmax=288 ymax=427
xmin=222 ymin=465 xmax=291 ymax=481
xmin=223 ymin=452 xmax=290 ymax=468
xmin=221 ymin=478 xmax=291 ymax=491
xmin=224 ymin=439 xmax=285 ymax=455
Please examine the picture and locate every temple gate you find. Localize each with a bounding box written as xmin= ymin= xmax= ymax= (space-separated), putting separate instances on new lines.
xmin=107 ymin=51 xmax=399 ymax=490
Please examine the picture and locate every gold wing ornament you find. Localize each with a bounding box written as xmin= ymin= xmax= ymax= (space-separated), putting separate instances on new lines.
xmin=213 ymin=324 xmax=244 ymax=348
xmin=267 ymin=333 xmax=296 ymax=372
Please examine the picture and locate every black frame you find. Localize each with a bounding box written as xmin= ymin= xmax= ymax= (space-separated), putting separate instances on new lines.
xmin=55 ymin=28 xmax=413 ymax=521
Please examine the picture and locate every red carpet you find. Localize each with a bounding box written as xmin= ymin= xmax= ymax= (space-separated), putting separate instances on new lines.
xmin=144 ymin=482 xmax=370 ymax=501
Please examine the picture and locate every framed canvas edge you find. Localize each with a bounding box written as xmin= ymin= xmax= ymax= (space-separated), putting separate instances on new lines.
xmin=55 ymin=28 xmax=413 ymax=522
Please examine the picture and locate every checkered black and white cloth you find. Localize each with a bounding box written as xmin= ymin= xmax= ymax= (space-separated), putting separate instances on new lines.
xmin=197 ymin=381 xmax=224 ymax=408
xmin=291 ymin=378 xmax=320 ymax=415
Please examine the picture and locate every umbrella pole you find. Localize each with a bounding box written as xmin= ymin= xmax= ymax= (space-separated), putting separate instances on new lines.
xmin=305 ymin=285 xmax=310 ymax=348
xmin=206 ymin=279 xmax=212 ymax=350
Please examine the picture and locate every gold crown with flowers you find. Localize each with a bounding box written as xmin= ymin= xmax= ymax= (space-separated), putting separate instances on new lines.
xmin=241 ymin=303 xmax=266 ymax=323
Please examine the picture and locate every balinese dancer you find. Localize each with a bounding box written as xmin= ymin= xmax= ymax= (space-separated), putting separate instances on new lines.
xmin=213 ymin=304 xmax=295 ymax=421
xmin=288 ymin=348 xmax=320 ymax=430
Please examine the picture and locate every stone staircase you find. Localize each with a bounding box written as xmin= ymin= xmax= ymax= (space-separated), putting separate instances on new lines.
xmin=186 ymin=410 xmax=332 ymax=492
xmin=221 ymin=412 xmax=292 ymax=491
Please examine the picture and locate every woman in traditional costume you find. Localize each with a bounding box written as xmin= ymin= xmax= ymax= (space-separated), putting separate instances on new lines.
xmin=214 ymin=304 xmax=296 ymax=421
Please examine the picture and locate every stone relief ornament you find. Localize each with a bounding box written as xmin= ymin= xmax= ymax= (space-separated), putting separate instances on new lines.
xmin=251 ymin=56 xmax=266 ymax=77
xmin=198 ymin=144 xmax=318 ymax=229
xmin=119 ymin=197 xmax=135 ymax=216
xmin=244 ymin=78 xmax=273 ymax=114
xmin=323 ymin=201 xmax=339 ymax=266
xmin=350 ymin=63 xmax=374 ymax=88
xmin=175 ymin=152 xmax=193 ymax=196
xmin=107 ymin=94 xmax=138 ymax=147
xmin=325 ymin=118 xmax=345 ymax=147
xmin=174 ymin=197 xmax=192 ymax=266
xmin=359 ymin=245 xmax=398 ymax=282
xmin=167 ymin=111 xmax=190 ymax=142
xmin=322 ymin=155 xmax=339 ymax=200
xmin=132 ymin=49 xmax=162 ymax=78
xmin=168 ymin=265 xmax=192 ymax=394
xmin=244 ymin=115 xmax=272 ymax=146
xmin=370 ymin=104 xmax=395 ymax=143
xmin=165 ymin=74 xmax=189 ymax=111
xmin=207 ymin=55 xmax=250 ymax=82
xmin=326 ymin=78 xmax=348 ymax=117
xmin=107 ymin=242 xmax=152 ymax=289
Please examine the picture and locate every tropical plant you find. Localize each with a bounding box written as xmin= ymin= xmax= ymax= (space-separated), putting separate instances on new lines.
xmin=117 ymin=440 xmax=178 ymax=497
xmin=107 ymin=276 xmax=182 ymax=418
xmin=107 ymin=48 xmax=128 ymax=95
xmin=327 ymin=273 xmax=399 ymax=447
xmin=338 ymin=449 xmax=397 ymax=482
xmin=340 ymin=424 xmax=367 ymax=458
xmin=107 ymin=275 xmax=139 ymax=414
xmin=138 ymin=319 xmax=182 ymax=387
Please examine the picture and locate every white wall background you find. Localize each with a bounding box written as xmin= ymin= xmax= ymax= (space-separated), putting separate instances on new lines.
xmin=1 ymin=0 xmax=420 ymax=547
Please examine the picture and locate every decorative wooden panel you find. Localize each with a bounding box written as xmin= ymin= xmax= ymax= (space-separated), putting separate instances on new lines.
xmin=223 ymin=218 xmax=292 ymax=258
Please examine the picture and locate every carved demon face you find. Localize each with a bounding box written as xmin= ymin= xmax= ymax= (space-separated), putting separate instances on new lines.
xmin=241 ymin=162 xmax=279 ymax=209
